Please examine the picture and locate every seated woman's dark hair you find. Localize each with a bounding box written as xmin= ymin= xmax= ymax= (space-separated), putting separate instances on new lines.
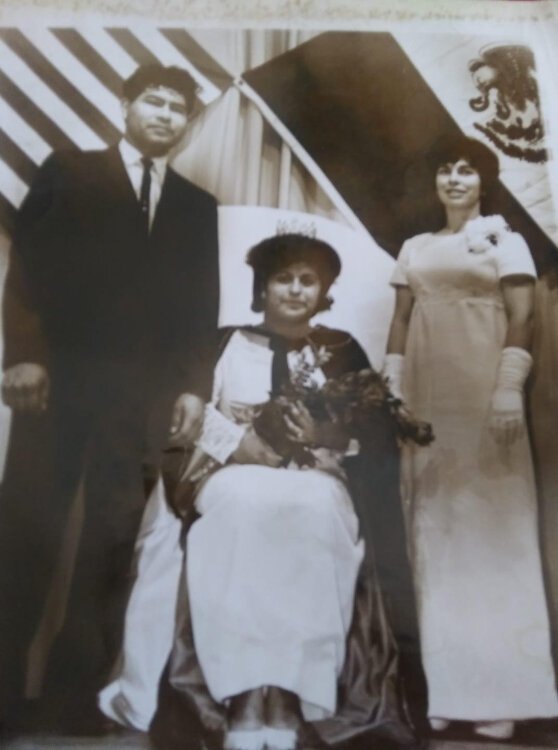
xmin=122 ymin=64 xmax=198 ymax=114
xmin=428 ymin=135 xmax=500 ymax=190
xmin=246 ymin=233 xmax=342 ymax=313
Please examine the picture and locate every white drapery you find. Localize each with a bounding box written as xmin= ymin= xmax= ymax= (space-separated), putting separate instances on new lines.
xmin=172 ymin=29 xmax=347 ymax=221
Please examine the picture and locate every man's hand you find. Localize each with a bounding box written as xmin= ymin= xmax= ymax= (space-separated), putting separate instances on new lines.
xmin=1 ymin=363 xmax=49 ymax=413
xmin=169 ymin=393 xmax=205 ymax=445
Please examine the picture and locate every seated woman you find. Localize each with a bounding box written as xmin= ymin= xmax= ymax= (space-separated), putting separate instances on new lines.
xmin=102 ymin=233 xmax=416 ymax=750
xmin=162 ymin=234 xmax=416 ymax=750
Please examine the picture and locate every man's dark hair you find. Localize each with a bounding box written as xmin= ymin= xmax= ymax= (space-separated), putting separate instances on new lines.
xmin=122 ymin=65 xmax=198 ymax=114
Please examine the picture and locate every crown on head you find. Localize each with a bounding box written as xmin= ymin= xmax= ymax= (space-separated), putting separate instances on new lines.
xmin=276 ymin=218 xmax=318 ymax=238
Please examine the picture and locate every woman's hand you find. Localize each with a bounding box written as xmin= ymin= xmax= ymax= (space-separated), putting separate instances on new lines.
xmin=488 ymin=347 xmax=532 ymax=447
xmin=232 ymin=426 xmax=283 ymax=467
xmin=488 ymin=388 xmax=525 ymax=446
xmin=283 ymin=401 xmax=349 ymax=450
xmin=485 ymin=275 xmax=533 ymax=448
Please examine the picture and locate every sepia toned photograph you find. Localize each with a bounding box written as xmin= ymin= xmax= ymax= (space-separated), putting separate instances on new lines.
xmin=0 ymin=2 xmax=558 ymax=749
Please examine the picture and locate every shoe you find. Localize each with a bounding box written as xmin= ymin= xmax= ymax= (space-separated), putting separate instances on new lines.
xmin=224 ymin=727 xmax=267 ymax=750
xmin=474 ymin=720 xmax=515 ymax=740
xmin=264 ymin=726 xmax=298 ymax=750
xmin=98 ymin=690 xmax=146 ymax=731
xmin=428 ymin=717 xmax=450 ymax=731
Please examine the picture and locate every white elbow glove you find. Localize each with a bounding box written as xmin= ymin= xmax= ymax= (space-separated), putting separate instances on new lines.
xmin=489 ymin=347 xmax=532 ymax=446
xmin=383 ymin=353 xmax=405 ymax=400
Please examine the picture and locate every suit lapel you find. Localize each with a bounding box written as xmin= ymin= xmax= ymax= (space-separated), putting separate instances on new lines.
xmin=150 ymin=167 xmax=188 ymax=243
xmin=96 ymin=152 xmax=196 ymax=246
xmin=99 ymin=146 xmax=144 ymax=225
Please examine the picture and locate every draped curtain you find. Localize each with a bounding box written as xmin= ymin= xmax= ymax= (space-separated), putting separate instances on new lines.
xmin=171 ymin=28 xmax=348 ymax=221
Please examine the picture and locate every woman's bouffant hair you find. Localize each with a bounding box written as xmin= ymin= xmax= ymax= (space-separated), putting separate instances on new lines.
xmin=122 ymin=65 xmax=198 ymax=114
xmin=428 ymin=135 xmax=500 ymax=190
xmin=246 ymin=233 xmax=342 ymax=314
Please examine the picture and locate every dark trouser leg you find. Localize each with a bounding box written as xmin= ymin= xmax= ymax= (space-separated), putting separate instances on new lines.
xmin=43 ymin=400 xmax=148 ymax=717
xmin=0 ymin=407 xmax=89 ymax=721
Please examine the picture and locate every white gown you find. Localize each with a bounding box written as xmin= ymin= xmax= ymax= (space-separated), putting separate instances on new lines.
xmin=392 ymin=229 xmax=558 ymax=720
xmin=187 ymin=330 xmax=364 ymax=720
xmin=99 ymin=479 xmax=183 ymax=730
xmin=100 ymin=328 xmax=364 ymax=727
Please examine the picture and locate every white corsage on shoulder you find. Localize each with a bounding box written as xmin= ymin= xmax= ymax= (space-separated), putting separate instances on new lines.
xmin=464 ymin=215 xmax=510 ymax=254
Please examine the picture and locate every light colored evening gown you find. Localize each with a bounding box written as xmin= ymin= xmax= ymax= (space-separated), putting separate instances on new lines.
xmin=392 ymin=229 xmax=558 ymax=720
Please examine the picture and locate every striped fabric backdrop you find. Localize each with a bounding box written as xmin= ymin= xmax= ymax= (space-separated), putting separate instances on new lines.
xmin=0 ymin=27 xmax=234 ymax=235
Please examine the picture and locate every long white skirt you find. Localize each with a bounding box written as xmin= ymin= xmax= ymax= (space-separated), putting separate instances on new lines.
xmin=99 ymin=480 xmax=183 ymax=730
xmin=188 ymin=464 xmax=364 ymax=721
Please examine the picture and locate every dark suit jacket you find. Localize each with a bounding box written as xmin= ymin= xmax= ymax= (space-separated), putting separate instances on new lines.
xmin=4 ymin=145 xmax=219 ymax=398
xmin=3 ymin=145 xmax=219 ymax=456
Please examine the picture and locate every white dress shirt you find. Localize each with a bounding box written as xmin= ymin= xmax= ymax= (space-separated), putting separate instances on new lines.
xmin=118 ymin=139 xmax=168 ymax=230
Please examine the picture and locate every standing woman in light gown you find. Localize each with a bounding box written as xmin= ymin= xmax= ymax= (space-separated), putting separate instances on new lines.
xmin=384 ymin=135 xmax=558 ymax=740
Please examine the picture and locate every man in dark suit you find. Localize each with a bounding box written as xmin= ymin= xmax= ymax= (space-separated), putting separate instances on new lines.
xmin=0 ymin=64 xmax=219 ymax=733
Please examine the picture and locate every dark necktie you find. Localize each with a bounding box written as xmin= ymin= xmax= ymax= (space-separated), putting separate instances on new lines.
xmin=139 ymin=156 xmax=153 ymax=231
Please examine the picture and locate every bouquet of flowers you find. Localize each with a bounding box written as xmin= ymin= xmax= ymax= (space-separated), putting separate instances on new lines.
xmin=253 ymin=347 xmax=434 ymax=468
xmin=173 ymin=342 xmax=433 ymax=518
